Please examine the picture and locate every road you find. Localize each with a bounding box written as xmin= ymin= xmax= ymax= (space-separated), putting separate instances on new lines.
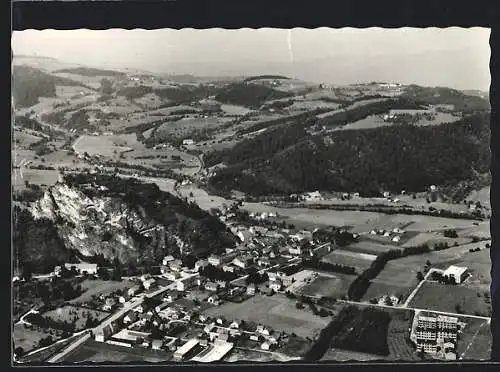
xmin=401 ymin=268 xmax=442 ymax=308
xmin=46 ymin=275 xmax=198 ymax=363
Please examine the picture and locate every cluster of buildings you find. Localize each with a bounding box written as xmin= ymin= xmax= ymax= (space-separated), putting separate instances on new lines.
xmin=369 ymin=227 xmax=405 ymax=243
xmin=414 ymin=314 xmax=463 ymax=360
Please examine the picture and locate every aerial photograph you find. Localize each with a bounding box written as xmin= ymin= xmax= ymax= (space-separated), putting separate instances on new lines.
xmin=11 ymin=27 xmax=491 ymax=364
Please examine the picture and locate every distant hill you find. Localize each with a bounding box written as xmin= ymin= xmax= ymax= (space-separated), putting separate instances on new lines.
xmin=243 ymin=75 xmax=291 ymax=82
xmin=215 ymin=82 xmax=295 ymax=109
xmin=402 ymin=85 xmax=490 ymax=113
xmin=12 ymin=66 xmax=95 ymax=108
xmin=53 ymin=67 xmax=126 ymax=78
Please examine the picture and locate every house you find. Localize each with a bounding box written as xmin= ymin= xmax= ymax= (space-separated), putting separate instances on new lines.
xmin=103 ymin=297 xmax=117 ymax=311
xmin=118 ymin=294 xmax=129 ymax=304
xmin=215 ymin=280 xmax=227 ymax=289
xmin=151 ymin=339 xmax=164 ymax=351
xmin=237 ymin=230 xmax=253 ymax=243
xmin=162 ymin=255 xmax=175 ymax=266
xmin=230 ymin=320 xmax=241 ymax=329
xmin=261 ymin=342 xmax=271 ymax=350
xmin=205 ymin=282 xmax=219 ymax=292
xmin=232 ymin=255 xmax=253 ymax=269
xmin=269 ymin=281 xmax=282 ymax=292
xmin=173 ymin=338 xmax=200 ymax=361
xmin=204 ymin=322 xmax=216 ymax=333
xmin=169 ymin=259 xmax=183 ymax=272
xmin=223 ymin=264 xmax=235 ymax=273
xmin=256 ymin=325 xmax=270 ymax=336
xmin=177 ymin=275 xmax=198 ymax=291
xmin=164 ymin=290 xmax=181 ymax=303
xmin=208 ymin=255 xmax=222 ymax=266
xmin=392 ymin=236 xmax=401 ymax=243
xmin=140 ymin=274 xmax=152 ymax=282
xmin=257 ymin=257 xmax=271 ymax=268
xmin=95 ymin=324 xmax=114 ymax=342
xmin=195 ymin=259 xmax=209 ymax=272
xmin=164 ymin=271 xmax=181 ymax=281
xmin=207 ymin=295 xmax=220 ymax=305
xmin=182 ymin=139 xmax=195 ymax=146
xmin=246 ymin=284 xmax=256 ymax=296
xmin=64 ymin=263 xmax=98 ymax=275
xmin=133 ymin=305 xmax=144 ymax=313
xmin=250 ymin=334 xmax=261 ymax=341
xmin=123 ymin=312 xmax=138 ymax=325
xmin=288 ymin=246 xmax=302 ymax=255
xmin=442 ymin=266 xmax=468 ymax=284
xmin=128 ymin=285 xmax=141 ymax=297
xmin=143 ymin=278 xmax=157 ymax=290
xmin=383 ymin=191 xmax=391 ymax=198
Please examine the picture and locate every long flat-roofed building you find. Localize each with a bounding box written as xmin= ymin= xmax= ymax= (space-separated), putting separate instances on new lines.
xmin=442 ymin=265 xmax=468 ymax=284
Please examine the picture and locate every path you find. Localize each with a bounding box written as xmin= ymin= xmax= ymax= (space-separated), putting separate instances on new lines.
xmin=401 ymin=268 xmax=441 ymax=308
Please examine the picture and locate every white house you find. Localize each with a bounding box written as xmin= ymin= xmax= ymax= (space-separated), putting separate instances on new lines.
xmin=195 ymin=259 xmax=209 ymax=272
xmin=182 ymin=139 xmax=195 ymax=146
xmin=208 ymin=255 xmax=222 ymax=266
xmin=162 ymin=255 xmax=175 ymax=266
xmin=64 ymin=263 xmax=98 ymax=275
xmin=442 ymin=266 xmax=468 ymax=284
xmin=143 ymin=278 xmax=157 ymax=290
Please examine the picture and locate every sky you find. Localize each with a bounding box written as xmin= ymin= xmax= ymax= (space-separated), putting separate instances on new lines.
xmin=12 ymin=27 xmax=491 ymax=90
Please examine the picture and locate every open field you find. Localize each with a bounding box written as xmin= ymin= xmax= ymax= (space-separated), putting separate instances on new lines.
xmin=12 ymin=169 xmax=61 ymax=190
xmin=13 ymin=323 xmax=53 ymax=353
xmin=203 ymin=294 xmax=329 ymax=339
xmin=241 ymin=203 xmax=481 ymax=235
xmin=299 ymin=273 xmax=356 ymax=299
xmin=73 ymin=134 xmax=141 ymax=158
xmin=401 ymin=232 xmax=472 ymax=249
xmin=333 ymin=114 xmax=388 ymax=131
xmin=220 ymin=104 xmax=253 ymax=116
xmin=69 ymin=279 xmax=136 ymax=304
xmin=346 ymin=241 xmax=401 ymax=256
xmin=460 ymin=319 xmax=492 ymax=360
xmin=385 ymin=308 xmax=420 ymax=361
xmin=154 ymin=116 xmax=234 ymax=139
xmin=409 ymin=282 xmax=491 ymax=317
xmin=63 ymin=339 xmax=172 ymax=363
xmin=321 ymin=250 xmax=376 ymax=273
xmin=42 ymin=305 xmax=109 ymax=331
xmin=320 ymin=348 xmax=384 ymax=361
xmin=178 ymin=184 xmax=235 ymax=211
xmin=224 ymin=348 xmax=281 ymax=362
xmin=362 ymin=238 xmax=491 ymax=303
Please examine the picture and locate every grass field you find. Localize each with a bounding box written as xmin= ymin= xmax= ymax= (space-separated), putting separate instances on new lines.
xmin=13 ymin=323 xmax=53 ymax=353
xmin=42 ymin=305 xmax=109 ymax=331
xmin=63 ymin=339 xmax=172 ymax=363
xmin=320 ymin=348 xmax=384 ymax=361
xmin=385 ymin=309 xmax=420 ymax=361
xmin=409 ymin=282 xmax=491 ymax=317
xmin=346 ymin=241 xmax=401 ymax=256
xmin=70 ymin=279 xmax=136 ymax=304
xmin=362 ymin=258 xmax=422 ymax=303
xmin=460 ymin=319 xmax=491 ymax=361
xmin=299 ymin=273 xmax=355 ymax=299
xmin=321 ymin=250 xmax=376 ymax=273
xmin=224 ymin=348 xmax=281 ymax=362
xmin=12 ymin=168 xmax=61 ymax=190
xmin=220 ymin=104 xmax=253 ymax=116
xmin=203 ymin=294 xmax=330 ymax=339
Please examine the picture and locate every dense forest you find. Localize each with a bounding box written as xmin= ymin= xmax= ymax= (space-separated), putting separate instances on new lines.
xmin=116 ymin=84 xmax=220 ymax=104
xmin=207 ymin=112 xmax=490 ymax=196
xmin=215 ymin=82 xmax=294 ymax=109
xmin=12 ymin=66 xmax=93 ymax=108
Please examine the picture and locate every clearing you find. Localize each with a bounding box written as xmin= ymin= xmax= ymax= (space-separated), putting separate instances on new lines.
xmin=203 ymin=294 xmax=330 ymax=339
xmin=69 ymin=279 xmax=136 ymax=305
xmin=42 ymin=305 xmax=109 ymax=331
xmin=409 ymin=281 xmax=491 ymax=317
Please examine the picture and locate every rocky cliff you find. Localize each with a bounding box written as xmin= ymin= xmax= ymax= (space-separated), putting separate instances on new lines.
xmin=14 ymin=174 xmax=236 ymax=272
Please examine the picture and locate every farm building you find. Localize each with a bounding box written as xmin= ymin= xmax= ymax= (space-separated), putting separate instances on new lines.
xmin=442 ymin=265 xmax=468 ymax=284
xmin=95 ymin=324 xmax=114 ymax=342
xmin=191 ymin=340 xmax=234 ymax=363
xmin=173 ymin=338 xmax=200 ymax=361
xmin=177 ymin=274 xmax=199 ymax=291
xmin=110 ymin=329 xmax=152 ymax=348
xmin=63 ymin=263 xmax=98 ymax=275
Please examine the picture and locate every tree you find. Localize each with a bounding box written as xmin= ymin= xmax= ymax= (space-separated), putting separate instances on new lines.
xmin=384 ymin=296 xmax=393 ymax=306
xmin=425 ymin=260 xmax=431 ymax=267
xmin=14 ymin=346 xmax=25 ymax=357
xmin=416 ymin=272 xmax=425 ymax=281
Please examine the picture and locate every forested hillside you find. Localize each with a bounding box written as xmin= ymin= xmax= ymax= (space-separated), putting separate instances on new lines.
xmin=208 ymin=112 xmax=490 ymax=196
xmin=215 ymin=82 xmax=294 ymax=108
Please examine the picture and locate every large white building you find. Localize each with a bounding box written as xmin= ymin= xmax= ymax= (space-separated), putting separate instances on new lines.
xmin=442 ymin=265 xmax=468 ymax=284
